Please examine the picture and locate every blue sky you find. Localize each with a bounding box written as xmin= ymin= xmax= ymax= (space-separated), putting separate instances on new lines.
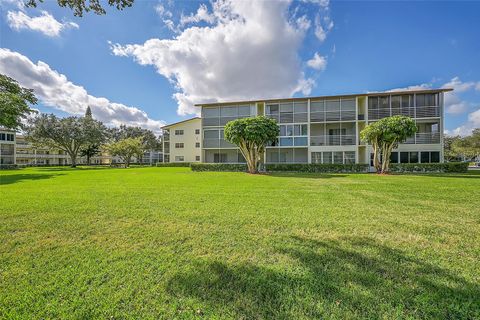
xmin=1 ymin=0 xmax=479 ymax=135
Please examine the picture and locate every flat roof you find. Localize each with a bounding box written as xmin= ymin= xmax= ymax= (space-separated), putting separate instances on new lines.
xmin=194 ymin=88 xmax=453 ymax=107
xmin=161 ymin=117 xmax=200 ymax=129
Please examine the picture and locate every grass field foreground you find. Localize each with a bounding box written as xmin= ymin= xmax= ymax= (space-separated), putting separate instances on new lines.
xmin=1 ymin=167 xmax=479 ymax=319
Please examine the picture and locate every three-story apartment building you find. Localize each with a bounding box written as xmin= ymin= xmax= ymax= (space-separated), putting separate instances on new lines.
xmin=161 ymin=117 xmax=202 ymax=163
xmin=196 ymin=88 xmax=451 ymax=166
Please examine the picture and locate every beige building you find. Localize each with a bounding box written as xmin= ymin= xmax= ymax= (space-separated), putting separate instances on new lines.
xmin=162 ymin=117 xmax=201 ymax=163
xmin=196 ymin=88 xmax=451 ymax=167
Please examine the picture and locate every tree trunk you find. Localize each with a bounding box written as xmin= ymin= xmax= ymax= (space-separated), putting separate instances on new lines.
xmin=70 ymin=154 xmax=77 ymax=168
xmin=87 ymin=155 xmax=91 ymax=166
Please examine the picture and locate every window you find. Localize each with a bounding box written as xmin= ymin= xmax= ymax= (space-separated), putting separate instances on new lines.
xmin=175 ymin=143 xmax=184 ymax=148
xmin=400 ymin=152 xmax=409 ymax=163
xmin=175 ymin=156 xmax=184 ymax=162
xmin=220 ymin=106 xmax=237 ymax=117
xmin=333 ymin=152 xmax=343 ymax=164
xmin=175 ymin=130 xmax=184 ymax=135
xmin=310 ymin=101 xmax=324 ymax=112
xmin=368 ymin=97 xmax=379 ymax=109
xmin=431 ymin=152 xmax=440 ymax=163
xmin=203 ymin=107 xmax=219 ymax=117
xmin=409 ymin=152 xmax=418 ymax=163
xmin=195 ymin=129 xmax=200 ymax=134
xmin=344 ymin=151 xmax=356 ymax=164
xmin=391 ymin=96 xmax=401 ymax=109
xmin=379 ymin=96 xmax=390 ymax=109
xmin=214 ymin=153 xmax=227 ymax=163
xmin=311 ymin=152 xmax=321 ymax=164
xmin=323 ymin=152 xmax=332 ymax=164
xmin=294 ymin=124 xmax=308 ymax=136
xmin=341 ymin=99 xmax=355 ymax=111
xmin=238 ymin=105 xmax=251 ymax=116
xmin=279 ymin=137 xmax=293 ymax=146
xmin=390 ymin=152 xmax=399 ymax=164
xmin=195 ymin=142 xmax=200 ymax=148
xmin=0 ymin=133 xmax=4 ymax=140
xmin=326 ymin=100 xmax=340 ymax=111
xmin=421 ymin=151 xmax=430 ymax=163
xmin=401 ymin=95 xmax=412 ymax=108
xmin=266 ymin=104 xmax=279 ymax=115
xmin=195 ymin=156 xmax=201 ymax=161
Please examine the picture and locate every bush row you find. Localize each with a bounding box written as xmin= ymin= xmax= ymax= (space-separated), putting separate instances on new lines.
xmin=156 ymin=162 xmax=191 ymax=167
xmin=190 ymin=163 xmax=369 ymax=173
xmin=389 ymin=162 xmax=469 ymax=173
xmin=190 ymin=163 xmax=247 ymax=172
xmin=265 ymin=163 xmax=369 ymax=173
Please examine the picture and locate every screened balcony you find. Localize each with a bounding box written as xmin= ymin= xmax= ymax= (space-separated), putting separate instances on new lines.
xmin=265 ymin=101 xmax=308 ymax=124
xmin=310 ymin=98 xmax=356 ymax=122
xmin=203 ymin=128 xmax=236 ymax=148
xmin=402 ymin=121 xmax=440 ymax=144
xmin=310 ymin=123 xmax=356 ymax=146
xmin=368 ymin=93 xmax=440 ymax=120
xmin=202 ymin=104 xmax=256 ymax=127
xmin=266 ymin=148 xmax=308 ymax=163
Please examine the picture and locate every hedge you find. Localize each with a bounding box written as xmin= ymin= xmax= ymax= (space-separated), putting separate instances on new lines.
xmin=265 ymin=163 xmax=369 ymax=173
xmin=389 ymin=162 xmax=469 ymax=173
xmin=190 ymin=163 xmax=247 ymax=172
xmin=0 ymin=164 xmax=18 ymax=170
xmin=156 ymin=162 xmax=191 ymax=167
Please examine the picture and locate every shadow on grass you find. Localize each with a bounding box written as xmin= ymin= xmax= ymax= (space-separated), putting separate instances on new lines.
xmin=167 ymin=236 xmax=479 ymax=319
xmin=267 ymin=172 xmax=348 ymax=179
xmin=0 ymin=173 xmax=62 ymax=185
xmin=397 ymin=171 xmax=480 ymax=179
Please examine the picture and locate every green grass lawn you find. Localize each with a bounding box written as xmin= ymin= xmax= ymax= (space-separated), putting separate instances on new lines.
xmin=1 ymin=167 xmax=479 ymax=319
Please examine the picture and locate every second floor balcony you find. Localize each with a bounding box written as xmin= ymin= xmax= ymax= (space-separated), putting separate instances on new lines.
xmin=310 ymin=135 xmax=356 ymax=146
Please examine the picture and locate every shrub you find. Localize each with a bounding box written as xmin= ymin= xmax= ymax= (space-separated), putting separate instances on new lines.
xmin=190 ymin=163 xmax=247 ymax=172
xmin=156 ymin=162 xmax=191 ymax=167
xmin=265 ymin=163 xmax=369 ymax=173
xmin=389 ymin=162 xmax=468 ymax=173
xmin=0 ymin=164 xmax=18 ymax=170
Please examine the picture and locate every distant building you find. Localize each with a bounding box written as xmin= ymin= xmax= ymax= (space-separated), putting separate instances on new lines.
xmin=196 ymin=88 xmax=451 ymax=166
xmin=0 ymin=129 xmax=162 ymax=167
xmin=161 ymin=117 xmax=201 ymax=163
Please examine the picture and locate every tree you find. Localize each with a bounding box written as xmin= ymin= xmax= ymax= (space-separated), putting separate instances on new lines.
xmin=107 ymin=137 xmax=143 ymax=168
xmin=0 ymin=74 xmax=37 ymax=129
xmin=25 ymin=113 xmax=107 ymax=167
xmin=360 ymin=115 xmax=417 ymax=174
xmin=79 ymin=106 xmax=106 ymax=165
xmin=80 ymin=144 xmax=101 ymax=165
xmin=452 ymin=128 xmax=480 ymax=161
xmin=26 ymin=0 xmax=134 ymax=17
xmin=85 ymin=106 xmax=92 ymax=118
xmin=224 ymin=116 xmax=279 ymax=174
xmin=110 ymin=125 xmax=160 ymax=164
xmin=444 ymin=134 xmax=462 ymax=161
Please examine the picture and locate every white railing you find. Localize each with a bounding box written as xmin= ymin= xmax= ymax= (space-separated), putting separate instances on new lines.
xmin=310 ymin=135 xmax=356 ymax=146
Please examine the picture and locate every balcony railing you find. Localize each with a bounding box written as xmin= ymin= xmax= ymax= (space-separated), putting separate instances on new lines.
xmin=415 ymin=132 xmax=440 ymax=144
xmin=369 ymin=106 xmax=440 ymax=120
xmin=203 ymin=139 xmax=236 ymax=148
xmin=310 ymin=135 xmax=356 ymax=146
xmin=399 ymin=132 xmax=441 ymax=144
xmin=310 ymin=110 xmax=356 ymax=122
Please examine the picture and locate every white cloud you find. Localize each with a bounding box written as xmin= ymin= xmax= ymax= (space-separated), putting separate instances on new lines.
xmin=112 ymin=0 xmax=330 ymax=115
xmin=6 ymin=10 xmax=78 ymax=37
xmin=314 ymin=14 xmax=333 ymax=42
xmin=447 ymin=108 xmax=480 ymax=136
xmin=441 ymin=76 xmax=478 ymax=93
xmin=180 ymin=3 xmax=215 ymax=26
xmin=307 ymin=52 xmax=327 ymax=71
xmin=0 ymin=49 xmax=165 ymax=134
